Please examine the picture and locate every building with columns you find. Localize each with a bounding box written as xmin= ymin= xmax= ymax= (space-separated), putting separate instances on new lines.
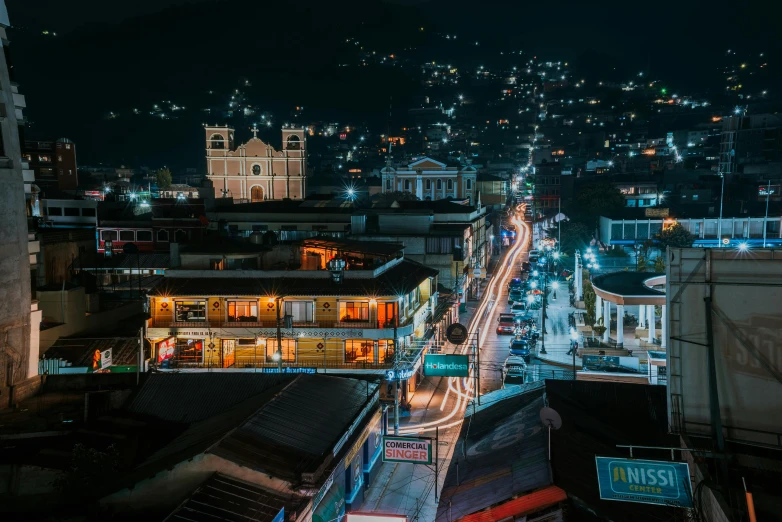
xmin=205 ymin=125 xmax=306 ymax=202
xmin=591 ymin=272 xmax=666 ymax=348
xmin=380 ymin=157 xmax=478 ymax=203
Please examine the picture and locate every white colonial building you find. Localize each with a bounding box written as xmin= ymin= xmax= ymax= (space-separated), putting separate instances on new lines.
xmin=381 ymin=157 xmax=478 ymax=202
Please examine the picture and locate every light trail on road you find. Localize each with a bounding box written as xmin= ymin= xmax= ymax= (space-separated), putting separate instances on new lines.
xmin=400 ymin=206 xmax=531 ymax=434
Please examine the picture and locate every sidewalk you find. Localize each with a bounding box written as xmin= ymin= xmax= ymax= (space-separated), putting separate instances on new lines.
xmin=363 ymin=254 xmax=501 ymax=520
xmin=534 ymin=286 xmax=582 ymax=369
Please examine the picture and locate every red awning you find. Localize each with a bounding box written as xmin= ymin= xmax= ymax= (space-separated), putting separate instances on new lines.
xmin=458 ymin=485 xmax=567 ymax=522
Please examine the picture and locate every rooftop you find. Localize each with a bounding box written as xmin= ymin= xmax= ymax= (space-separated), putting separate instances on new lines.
xmin=152 ymin=258 xmax=437 ymax=297
xmin=591 ymin=272 xmax=665 ymax=298
xmin=300 ymin=237 xmax=404 ymax=257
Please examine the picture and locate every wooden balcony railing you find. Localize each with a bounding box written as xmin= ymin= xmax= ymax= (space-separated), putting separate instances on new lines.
xmin=153 ymin=319 xmax=401 ymax=330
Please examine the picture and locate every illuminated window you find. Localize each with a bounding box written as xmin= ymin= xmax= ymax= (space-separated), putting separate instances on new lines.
xmin=228 ymin=301 xmax=258 ymax=322
xmin=345 ymin=340 xmax=375 ymax=363
xmin=339 ymin=301 xmax=369 ymax=322
xmin=174 ymin=301 xmax=206 ymax=322
xmin=266 ymin=339 xmax=296 ymax=362
xmin=378 ymin=340 xmax=395 ymax=362
xmin=285 ymin=301 xmax=313 ymax=322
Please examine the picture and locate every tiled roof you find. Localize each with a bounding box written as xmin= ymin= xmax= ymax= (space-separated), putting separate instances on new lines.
xmin=212 ymin=374 xmax=379 ymax=479
xmin=128 ymin=373 xmax=295 ymax=424
xmin=151 ymin=258 xmax=437 ymax=297
xmin=437 ymin=388 xmax=550 ymax=521
xmin=166 ymin=473 xmax=301 ymax=522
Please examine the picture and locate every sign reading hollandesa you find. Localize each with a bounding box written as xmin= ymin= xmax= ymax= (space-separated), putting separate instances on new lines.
xmin=595 ymin=457 xmax=693 ymax=508
xmin=424 ymin=354 xmax=470 ymax=377
xmin=445 ymin=323 xmax=469 ymax=345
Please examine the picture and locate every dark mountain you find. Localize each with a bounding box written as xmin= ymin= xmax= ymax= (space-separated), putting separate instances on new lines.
xmin=11 ymin=0 xmax=432 ymax=170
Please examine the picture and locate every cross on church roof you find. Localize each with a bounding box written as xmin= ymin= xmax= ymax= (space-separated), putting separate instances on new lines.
xmin=251 ymin=124 xmax=259 ymax=139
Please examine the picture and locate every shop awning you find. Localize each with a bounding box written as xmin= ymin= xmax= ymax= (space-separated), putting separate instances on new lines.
xmin=458 ymin=485 xmax=566 ymax=522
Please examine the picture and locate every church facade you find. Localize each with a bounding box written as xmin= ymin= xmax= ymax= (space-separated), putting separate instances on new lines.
xmin=380 ymin=157 xmax=477 ymax=202
xmin=205 ymin=125 xmax=306 ymax=202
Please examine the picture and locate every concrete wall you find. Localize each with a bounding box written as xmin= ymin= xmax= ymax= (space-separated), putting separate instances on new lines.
xmin=0 ymin=25 xmax=33 ymax=389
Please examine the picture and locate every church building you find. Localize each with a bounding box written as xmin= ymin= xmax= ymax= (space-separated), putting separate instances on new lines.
xmin=205 ymin=125 xmax=306 ymax=202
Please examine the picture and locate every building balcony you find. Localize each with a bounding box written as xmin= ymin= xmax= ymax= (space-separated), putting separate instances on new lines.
xmin=160 ymin=359 xmax=394 ymax=371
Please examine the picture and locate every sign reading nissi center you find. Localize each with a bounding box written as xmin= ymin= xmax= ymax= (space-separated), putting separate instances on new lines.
xmin=424 ymin=354 xmax=470 ymax=377
xmin=595 ymin=457 xmax=693 ymax=508
xmin=382 ymin=436 xmax=432 ymax=464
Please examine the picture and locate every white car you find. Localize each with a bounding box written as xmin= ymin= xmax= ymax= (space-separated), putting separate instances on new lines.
xmin=504 ymin=355 xmax=527 ymax=381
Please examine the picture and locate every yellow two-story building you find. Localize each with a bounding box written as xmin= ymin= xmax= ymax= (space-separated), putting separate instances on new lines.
xmin=146 ymin=256 xmax=438 ymax=376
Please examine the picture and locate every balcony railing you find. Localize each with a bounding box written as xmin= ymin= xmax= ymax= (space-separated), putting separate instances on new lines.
xmin=153 ymin=319 xmax=400 ymax=329
xmin=160 ymin=358 xmax=393 ymax=370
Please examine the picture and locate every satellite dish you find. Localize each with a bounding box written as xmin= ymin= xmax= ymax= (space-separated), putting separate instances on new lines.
xmin=540 ymin=407 xmax=562 ymax=430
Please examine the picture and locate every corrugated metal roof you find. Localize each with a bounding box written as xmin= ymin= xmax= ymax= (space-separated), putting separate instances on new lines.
xmin=458 ymin=485 xmax=567 ymax=522
xmin=128 ymin=373 xmax=295 ymax=423
xmin=437 ymin=388 xmax=550 ymax=521
xmin=212 ymin=375 xmax=379 ymax=478
xmin=165 ymin=473 xmax=299 ymax=522
xmin=151 ymin=258 xmax=437 ymax=297
xmin=44 ymin=337 xmax=148 ymax=367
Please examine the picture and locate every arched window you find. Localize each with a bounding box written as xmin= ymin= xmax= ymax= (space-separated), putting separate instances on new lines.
xmin=466 ymin=178 xmax=472 ymax=190
xmin=436 ymin=179 xmax=442 ymax=190
xmin=286 ymin=135 xmax=301 ymax=150
xmin=251 ymin=186 xmax=264 ymax=202
xmin=210 ymin=134 xmax=225 ymax=150
xmin=157 ymin=229 xmax=169 ymax=242
xmin=404 ymin=179 xmax=411 ymax=191
xmin=425 ymin=179 xmax=432 ymax=190
xmin=175 ymin=229 xmax=188 ymax=243
xmin=447 ymin=179 xmax=454 ymax=190
xmin=252 ymin=164 xmax=261 ymax=175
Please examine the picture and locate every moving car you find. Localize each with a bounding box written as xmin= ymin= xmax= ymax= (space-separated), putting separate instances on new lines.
xmin=509 ymin=337 xmax=531 ymax=362
xmin=508 ymin=278 xmax=523 ymax=290
xmin=508 ymin=289 xmax=523 ymax=304
xmin=504 ymin=355 xmax=527 ymax=383
xmin=510 ymin=302 xmax=528 ymax=317
xmin=496 ymin=313 xmax=516 ymax=334
xmin=521 ymin=261 xmax=532 ymax=272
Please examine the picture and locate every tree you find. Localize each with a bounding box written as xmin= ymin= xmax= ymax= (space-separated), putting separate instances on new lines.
xmin=374 ymin=191 xmax=420 ymax=204
xmin=568 ymin=181 xmax=625 ymax=229
xmin=654 ymin=222 xmax=696 ymax=253
xmin=583 ymin=281 xmax=596 ymax=326
xmin=545 ymin=220 xmax=591 ymax=255
xmin=156 ymin=167 xmax=173 ymax=189
xmin=653 ymin=254 xmax=666 ymax=273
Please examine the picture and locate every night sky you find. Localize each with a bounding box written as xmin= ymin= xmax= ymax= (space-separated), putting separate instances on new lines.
xmin=5 ymin=0 xmax=781 ymax=170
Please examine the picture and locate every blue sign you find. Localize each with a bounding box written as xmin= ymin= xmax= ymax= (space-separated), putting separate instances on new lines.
xmin=259 ymin=367 xmax=317 ymax=374
xmin=595 ymin=457 xmax=693 ymax=508
xmin=385 ymin=368 xmax=414 ymax=381
xmin=271 ymin=507 xmax=284 ymax=522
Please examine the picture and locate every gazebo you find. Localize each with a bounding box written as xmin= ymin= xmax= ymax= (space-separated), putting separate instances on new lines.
xmin=590 ymin=272 xmax=666 ymax=348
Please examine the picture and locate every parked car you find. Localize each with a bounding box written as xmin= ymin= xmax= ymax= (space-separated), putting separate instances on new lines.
xmin=508 ymin=289 xmax=524 ymax=304
xmin=510 ymin=302 xmax=528 ymax=317
xmin=509 ymin=338 xmax=531 ymax=362
xmin=496 ymin=313 xmax=516 ymax=334
xmin=521 ymin=261 xmax=532 ymax=272
xmin=504 ymin=355 xmax=527 ymax=383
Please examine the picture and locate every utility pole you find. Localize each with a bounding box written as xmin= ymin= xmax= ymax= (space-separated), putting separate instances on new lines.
xmin=393 ymin=323 xmax=399 ymax=436
xmin=763 ymin=179 xmax=771 ymax=248
xmin=275 ymin=297 xmax=283 ymax=372
xmin=540 ymin=261 xmax=548 ymax=355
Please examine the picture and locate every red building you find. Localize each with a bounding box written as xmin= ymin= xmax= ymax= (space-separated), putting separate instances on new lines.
xmin=23 ymin=138 xmax=78 ymax=191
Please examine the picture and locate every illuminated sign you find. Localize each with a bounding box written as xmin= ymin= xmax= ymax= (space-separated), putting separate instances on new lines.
xmin=596 ymin=457 xmax=693 ymax=508
xmin=347 ymin=515 xmax=407 ymax=522
xmin=382 ymin=436 xmax=432 ymax=464
xmin=385 ymin=368 xmax=414 ymax=381
xmin=424 ymin=354 xmax=470 ymax=377
xmin=157 ymin=337 xmax=176 ymax=363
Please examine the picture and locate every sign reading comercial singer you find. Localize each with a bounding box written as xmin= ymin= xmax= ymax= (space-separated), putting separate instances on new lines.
xmin=382 ymin=436 xmax=432 ymax=465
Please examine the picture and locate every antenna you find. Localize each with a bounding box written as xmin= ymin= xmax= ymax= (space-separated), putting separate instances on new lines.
xmin=540 ymin=407 xmax=562 ymax=461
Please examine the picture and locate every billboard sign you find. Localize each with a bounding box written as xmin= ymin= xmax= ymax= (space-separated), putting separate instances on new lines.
xmin=157 ymin=337 xmax=176 ymax=363
xmin=382 ymin=436 xmax=432 ymax=464
xmin=92 ymin=349 xmax=112 ymax=371
xmin=346 ymin=515 xmax=408 ymax=522
xmin=424 ymin=354 xmax=470 ymax=377
xmin=595 ymin=457 xmax=693 ymax=508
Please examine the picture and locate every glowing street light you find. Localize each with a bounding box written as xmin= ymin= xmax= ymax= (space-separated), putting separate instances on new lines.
xmin=551 ymin=281 xmax=559 ymax=290
xmin=738 ymin=242 xmax=749 ymax=252
xmin=552 ymin=252 xmax=560 ymax=260
xmin=530 ymin=281 xmax=538 ymax=289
